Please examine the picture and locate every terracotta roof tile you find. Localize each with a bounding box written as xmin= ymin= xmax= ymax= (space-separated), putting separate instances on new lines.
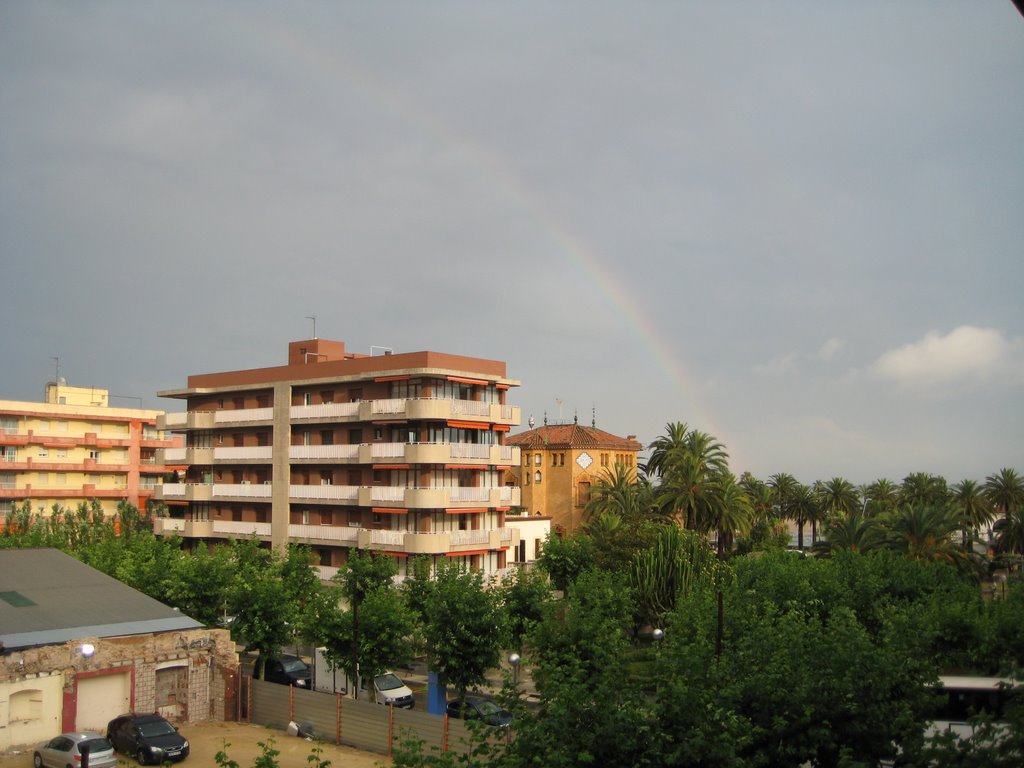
xmin=507 ymin=424 xmax=642 ymax=451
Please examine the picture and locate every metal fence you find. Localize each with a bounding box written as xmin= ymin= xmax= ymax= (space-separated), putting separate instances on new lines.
xmin=242 ymin=676 xmax=497 ymax=760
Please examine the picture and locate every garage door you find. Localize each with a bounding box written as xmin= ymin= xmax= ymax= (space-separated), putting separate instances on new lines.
xmin=76 ymin=672 xmax=131 ymax=731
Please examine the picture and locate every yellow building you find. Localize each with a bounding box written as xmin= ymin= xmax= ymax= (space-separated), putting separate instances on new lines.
xmin=507 ymin=418 xmax=642 ymax=534
xmin=0 ymin=384 xmax=183 ymax=518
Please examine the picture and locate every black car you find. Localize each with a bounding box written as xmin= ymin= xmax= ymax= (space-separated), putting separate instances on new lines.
xmin=261 ymin=654 xmax=312 ymax=687
xmin=446 ymin=695 xmax=512 ymax=727
xmin=106 ymin=713 xmax=189 ymax=765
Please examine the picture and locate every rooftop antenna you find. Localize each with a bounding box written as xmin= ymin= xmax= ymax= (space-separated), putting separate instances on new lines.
xmin=592 ymin=405 xmax=596 ymax=429
xmin=305 ymin=315 xmax=317 ymax=339
xmin=50 ymin=356 xmax=60 ymax=402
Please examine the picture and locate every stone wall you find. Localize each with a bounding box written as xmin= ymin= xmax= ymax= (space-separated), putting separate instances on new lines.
xmin=0 ymin=628 xmax=237 ymax=748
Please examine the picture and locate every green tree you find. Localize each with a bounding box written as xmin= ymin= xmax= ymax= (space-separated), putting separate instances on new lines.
xmin=165 ymin=542 xmax=236 ymax=626
xmin=536 ymin=531 xmax=594 ymax=592
xmin=880 ymin=504 xmax=976 ymax=572
xmin=900 ymin=472 xmax=950 ymax=509
xmin=499 ymin=566 xmax=553 ymax=652
xmin=421 ymin=560 xmax=506 ymax=699
xmin=862 ymin=477 xmax=900 ymax=517
xmin=951 ymin=479 xmax=994 ymax=549
xmin=787 ymin=483 xmax=818 ymax=551
xmin=816 ymin=510 xmax=883 ymax=555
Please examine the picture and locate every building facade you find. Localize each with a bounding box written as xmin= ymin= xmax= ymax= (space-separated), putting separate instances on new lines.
xmin=506 ymin=420 xmax=643 ymax=534
xmin=153 ymin=338 xmax=523 ymax=580
xmin=0 ymin=549 xmax=237 ymax=751
xmin=0 ymin=385 xmax=183 ymax=519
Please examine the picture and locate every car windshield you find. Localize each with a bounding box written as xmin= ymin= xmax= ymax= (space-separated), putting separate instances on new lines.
xmin=376 ymin=673 xmax=403 ymax=691
xmin=282 ymin=658 xmax=308 ymax=674
xmin=138 ymin=720 xmax=177 ymax=738
xmin=476 ymin=700 xmax=501 ymax=716
xmin=79 ymin=738 xmax=113 ymax=754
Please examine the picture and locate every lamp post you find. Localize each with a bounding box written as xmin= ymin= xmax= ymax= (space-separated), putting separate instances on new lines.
xmin=508 ymin=652 xmax=521 ymax=689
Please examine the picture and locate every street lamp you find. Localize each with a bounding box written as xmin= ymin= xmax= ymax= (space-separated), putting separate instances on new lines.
xmin=508 ymin=652 xmax=521 ymax=689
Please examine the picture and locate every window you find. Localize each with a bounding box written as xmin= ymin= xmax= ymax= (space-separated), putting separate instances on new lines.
xmin=56 ymin=448 xmax=66 ymax=458
xmin=320 ymin=430 xmax=334 ymax=445
xmin=320 ymin=390 xmax=334 ymax=403
xmin=374 ymin=428 xmax=383 ymax=440
xmin=523 ymin=453 xmax=530 ymax=467
xmin=601 ymin=453 xmax=609 ymax=467
xmin=57 ymin=421 xmax=68 ymax=432
xmin=349 ymin=388 xmax=363 ymax=402
xmin=1 ymin=447 xmax=15 ymax=462
xmin=56 ymin=473 xmax=66 ymax=485
xmin=534 ymin=454 xmax=541 ymax=466
xmin=89 ymin=449 xmax=100 ymax=460
xmin=304 ymin=392 xmax=313 ymax=405
xmin=348 ymin=428 xmax=363 ymax=444
xmin=37 ymin=448 xmax=48 ymax=458
xmin=534 ymin=471 xmax=542 ymax=484
xmin=303 ymin=431 xmax=311 ymax=446
xmin=320 ymin=471 xmax=332 ymax=485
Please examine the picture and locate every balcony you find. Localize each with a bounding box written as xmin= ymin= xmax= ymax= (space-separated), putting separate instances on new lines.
xmin=290 ymin=444 xmax=359 ymax=462
xmin=214 ymin=407 xmax=273 ymax=425
xmin=291 ymin=402 xmax=360 ymax=421
xmin=360 ymin=485 xmax=520 ymax=509
xmin=213 ymin=446 xmax=273 ymax=462
xmin=157 ymin=411 xmax=215 ymax=431
xmin=213 ymin=483 xmax=272 ymax=500
xmin=156 ymin=483 xmax=213 ymax=502
xmin=212 ymin=519 xmax=272 ymax=537
xmin=288 ymin=523 xmax=360 ymax=544
xmin=357 ymin=526 xmax=520 ymax=555
xmin=289 ymin=484 xmax=359 ymax=502
xmin=158 ymin=446 xmax=212 ymax=465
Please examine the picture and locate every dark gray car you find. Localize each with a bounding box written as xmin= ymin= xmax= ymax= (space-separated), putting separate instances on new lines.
xmin=106 ymin=713 xmax=189 ymax=765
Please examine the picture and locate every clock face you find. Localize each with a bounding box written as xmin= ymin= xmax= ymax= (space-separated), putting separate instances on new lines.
xmin=575 ymin=451 xmax=593 ymax=470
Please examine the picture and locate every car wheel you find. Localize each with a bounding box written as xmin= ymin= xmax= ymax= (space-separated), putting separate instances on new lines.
xmin=137 ymin=748 xmax=149 ymax=765
xmin=32 ymin=753 xmax=43 ymax=768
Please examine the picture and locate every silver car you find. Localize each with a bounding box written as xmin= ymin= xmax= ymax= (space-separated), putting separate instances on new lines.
xmin=34 ymin=732 xmax=117 ymax=768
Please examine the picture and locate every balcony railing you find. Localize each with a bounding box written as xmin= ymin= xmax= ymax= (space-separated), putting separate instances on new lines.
xmin=212 ymin=520 xmax=272 ymax=536
xmin=451 ymin=400 xmax=491 ymax=417
xmin=450 ymin=443 xmax=490 ymax=460
xmin=369 ymin=529 xmax=406 ymax=546
xmin=371 ymin=442 xmax=405 ymax=459
xmin=370 ymin=398 xmax=405 ymax=415
xmin=163 ymin=412 xmax=187 ymax=428
xmin=214 ymin=446 xmax=273 ymax=461
xmin=163 ymin=447 xmax=186 ymax=462
xmin=214 ymin=407 xmax=273 ymax=424
xmin=291 ymin=402 xmax=359 ymax=420
xmin=290 ymin=444 xmax=359 ymax=460
xmin=371 ymin=486 xmax=407 ymax=503
xmin=450 ymin=487 xmax=491 ymax=503
xmin=450 ymin=529 xmax=489 ymax=546
xmin=289 ymin=523 xmax=359 ymax=543
xmin=213 ymin=483 xmax=272 ymax=499
xmin=289 ymin=484 xmax=359 ymax=502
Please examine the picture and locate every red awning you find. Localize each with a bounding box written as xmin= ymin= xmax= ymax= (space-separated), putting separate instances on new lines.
xmin=371 ymin=507 xmax=408 ymax=514
xmin=374 ymin=375 xmax=410 ymax=383
xmin=446 ymin=549 xmax=489 ymax=557
xmin=373 ymin=464 xmax=410 ymax=470
xmin=447 ymin=376 xmax=488 ymax=386
xmin=447 ymin=420 xmax=487 ymax=430
xmin=445 ymin=508 xmax=486 ymax=514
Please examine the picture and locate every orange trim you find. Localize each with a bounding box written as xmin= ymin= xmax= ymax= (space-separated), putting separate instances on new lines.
xmin=444 ymin=464 xmax=483 ymax=470
xmin=378 ymin=551 xmax=409 ymax=557
xmin=494 ymin=465 xmax=511 ymax=470
xmin=445 ymin=507 xmax=486 ymax=514
xmin=492 ymin=424 xmax=511 ymax=432
xmin=165 ymin=501 xmax=189 ymax=506
xmin=497 ymin=546 xmax=509 ymax=551
xmin=373 ymin=464 xmax=410 ymax=470
xmin=494 ymin=506 xmax=511 ymax=512
xmin=446 ymin=376 xmax=488 ymax=386
xmin=447 ymin=420 xmax=487 ymax=429
xmin=374 ymin=375 xmax=410 ymax=383
xmin=495 ymin=384 xmax=510 ymax=390
xmin=372 ymin=507 xmax=408 ymax=514
xmin=446 ymin=549 xmax=488 ymax=557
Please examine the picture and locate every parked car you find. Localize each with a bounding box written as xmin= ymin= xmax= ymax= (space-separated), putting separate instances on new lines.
xmin=106 ymin=713 xmax=189 ymax=765
xmin=261 ymin=654 xmax=312 ymax=687
xmin=366 ymin=671 xmax=415 ymax=708
xmin=446 ymin=695 xmax=512 ymax=727
xmin=34 ymin=732 xmax=117 ymax=768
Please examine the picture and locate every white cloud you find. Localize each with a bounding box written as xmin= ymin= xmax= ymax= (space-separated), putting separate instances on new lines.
xmin=870 ymin=326 xmax=1024 ymax=391
xmin=817 ymin=337 xmax=845 ymax=361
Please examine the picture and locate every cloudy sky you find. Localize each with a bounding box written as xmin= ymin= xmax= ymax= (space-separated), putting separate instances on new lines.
xmin=2 ymin=2 xmax=1022 ymax=486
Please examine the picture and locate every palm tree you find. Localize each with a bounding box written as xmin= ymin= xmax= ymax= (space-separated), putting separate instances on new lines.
xmin=813 ymin=477 xmax=861 ymax=544
xmin=950 ymin=479 xmax=994 ymax=548
xmin=983 ymin=468 xmax=1024 ymax=519
xmin=816 ymin=511 xmax=883 ymax=556
xmin=768 ymin=472 xmax=799 ymax=540
xmin=899 ymin=472 xmax=950 ymax=509
xmin=862 ymin=478 xmax=899 ymax=517
xmin=643 ymin=421 xmax=690 ymax=480
xmin=650 ymin=424 xmax=730 ymax=531
xmin=880 ymin=504 xmax=974 ymax=571
xmin=584 ymin=464 xmax=655 ymax=524
xmin=707 ymin=472 xmax=753 ymax=558
xmin=788 ymin=484 xmax=818 ymax=551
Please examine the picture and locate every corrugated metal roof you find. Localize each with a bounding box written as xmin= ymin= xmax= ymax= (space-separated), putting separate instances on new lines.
xmin=0 ymin=548 xmax=203 ymax=650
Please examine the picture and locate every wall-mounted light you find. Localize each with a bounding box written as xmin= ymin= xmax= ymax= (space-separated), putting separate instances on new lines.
xmin=80 ymin=643 xmax=96 ymax=657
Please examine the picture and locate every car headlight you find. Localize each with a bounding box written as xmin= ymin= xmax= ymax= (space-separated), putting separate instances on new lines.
xmin=183 ymin=741 xmax=189 ymax=749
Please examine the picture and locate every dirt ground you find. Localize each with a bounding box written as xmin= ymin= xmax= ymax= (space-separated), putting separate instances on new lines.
xmin=0 ymin=721 xmax=390 ymax=768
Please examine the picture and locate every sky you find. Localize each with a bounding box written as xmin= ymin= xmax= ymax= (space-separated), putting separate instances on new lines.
xmin=1 ymin=2 xmax=1022 ymax=486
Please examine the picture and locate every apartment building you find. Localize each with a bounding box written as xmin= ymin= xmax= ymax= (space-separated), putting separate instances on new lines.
xmin=507 ymin=419 xmax=643 ymax=534
xmin=0 ymin=384 xmax=183 ymax=518
xmin=153 ymin=338 xmax=523 ymax=581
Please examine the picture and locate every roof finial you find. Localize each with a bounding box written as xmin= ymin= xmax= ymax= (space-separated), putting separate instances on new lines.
xmin=543 ymin=411 xmax=548 ymax=426
xmin=592 ymin=404 xmax=596 ymax=429
xmin=573 ymin=409 xmax=578 ymax=425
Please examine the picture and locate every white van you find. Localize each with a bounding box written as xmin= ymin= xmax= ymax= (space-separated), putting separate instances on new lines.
xmin=312 ymin=647 xmax=414 ymax=707
xmin=925 ymin=675 xmax=1018 ymax=742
